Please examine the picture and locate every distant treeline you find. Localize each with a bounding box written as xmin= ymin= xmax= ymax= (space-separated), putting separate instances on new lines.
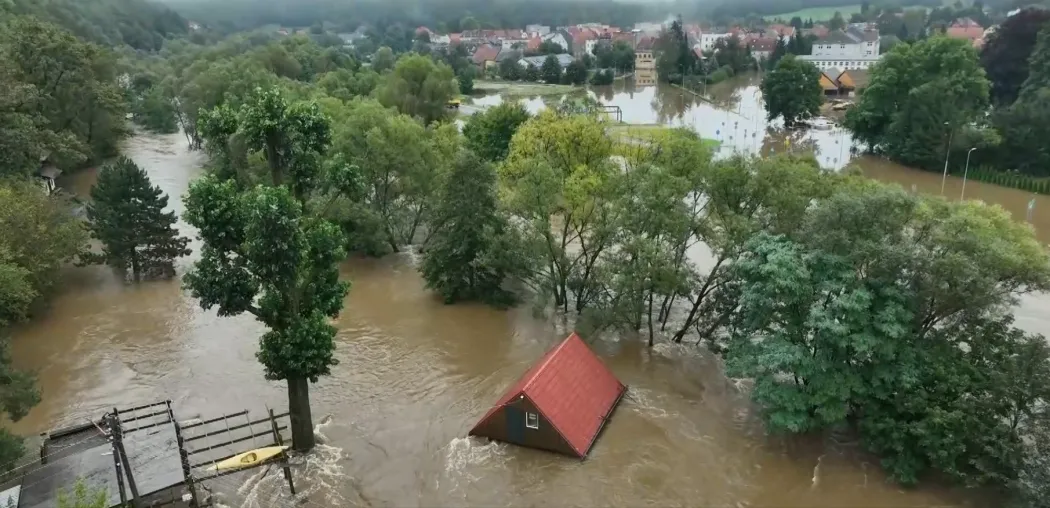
xmin=2 ymin=0 xmax=188 ymax=51
xmin=708 ymin=0 xmax=941 ymax=19
xmin=164 ymin=0 xmax=654 ymax=34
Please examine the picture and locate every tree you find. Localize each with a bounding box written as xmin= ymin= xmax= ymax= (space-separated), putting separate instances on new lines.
xmin=589 ymin=68 xmax=614 ymax=85
xmin=500 ymin=111 xmax=617 ymax=313
xmin=82 ymin=157 xmax=190 ymax=281
xmin=420 ymin=151 xmax=524 ymax=305
xmin=375 ymin=53 xmax=456 ymax=125
xmin=1020 ymin=25 xmax=1050 ymax=99
xmin=463 ymin=101 xmax=530 ymax=161
xmin=184 ymin=87 xmax=350 ymax=451
xmin=563 ymin=59 xmax=587 ymax=85
xmin=326 ymin=98 xmax=457 ymax=251
xmin=523 ymin=63 xmax=540 ymax=82
xmin=719 ymin=180 xmax=1050 ymax=487
xmin=0 ymin=17 xmax=126 ymax=170
xmin=540 ymin=54 xmax=562 ymax=83
xmin=498 ymin=52 xmax=522 ymax=80
xmin=845 ymin=37 xmax=989 ymax=170
xmin=0 ymin=179 xmax=86 ymax=297
xmin=457 ymin=67 xmax=474 ymax=94
xmin=537 ymin=40 xmax=564 ymax=55
xmin=656 ymin=17 xmax=694 ymax=82
xmin=829 ymin=11 xmax=846 ymax=30
xmin=761 ymin=55 xmax=822 ymax=127
xmin=767 ymin=37 xmax=788 ymax=69
xmin=134 ymin=86 xmax=178 ymax=133
xmin=1016 ymin=414 xmax=1050 ymax=507
xmin=371 ymin=45 xmax=396 ymax=72
xmin=992 ymin=87 xmax=1050 ymax=177
xmin=57 ymin=479 xmax=107 ymax=508
xmin=980 ymin=8 xmax=1050 ymax=105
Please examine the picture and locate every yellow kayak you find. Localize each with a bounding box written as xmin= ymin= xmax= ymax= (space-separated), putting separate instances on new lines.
xmin=206 ymin=445 xmax=288 ymax=471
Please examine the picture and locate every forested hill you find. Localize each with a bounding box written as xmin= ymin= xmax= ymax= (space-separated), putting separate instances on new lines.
xmin=1 ymin=0 xmax=188 ymax=50
xmin=162 ymin=0 xmax=651 ymax=33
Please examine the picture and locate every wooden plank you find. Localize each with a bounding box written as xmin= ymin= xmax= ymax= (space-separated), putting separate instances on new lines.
xmin=179 ymin=410 xmax=250 ymax=431
xmin=116 ymin=401 xmax=170 ymax=415
xmin=183 ymin=413 xmax=289 ymax=443
xmin=120 ymin=409 xmax=172 ymax=425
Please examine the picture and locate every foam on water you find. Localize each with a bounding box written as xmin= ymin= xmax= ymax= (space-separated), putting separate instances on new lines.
xmin=625 ymin=386 xmax=678 ymax=419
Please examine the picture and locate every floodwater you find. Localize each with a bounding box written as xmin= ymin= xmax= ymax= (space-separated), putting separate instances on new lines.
xmin=6 ymin=76 xmax=1049 ymax=507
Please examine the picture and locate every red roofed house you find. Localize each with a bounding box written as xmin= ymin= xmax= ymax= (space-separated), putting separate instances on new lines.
xmin=947 ymin=18 xmax=985 ymax=47
xmin=468 ymin=333 xmax=627 ymax=458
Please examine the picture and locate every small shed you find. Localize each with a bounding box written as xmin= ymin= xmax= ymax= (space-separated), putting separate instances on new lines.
xmin=819 ymin=68 xmax=842 ymax=96
xmin=469 ymin=333 xmax=627 ymax=458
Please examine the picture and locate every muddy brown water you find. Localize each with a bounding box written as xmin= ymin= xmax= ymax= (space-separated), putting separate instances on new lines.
xmin=8 ymin=79 xmax=1050 ymax=506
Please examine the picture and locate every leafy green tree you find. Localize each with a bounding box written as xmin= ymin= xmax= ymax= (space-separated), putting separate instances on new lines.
xmin=760 ymin=55 xmax=822 ymax=127
xmin=463 ymin=101 xmax=530 ymax=161
xmin=980 ymin=8 xmax=1050 ymax=105
xmin=371 ymin=46 xmax=396 ymax=72
xmin=523 ymin=64 xmax=540 ymax=82
xmin=498 ymin=53 xmax=522 ymax=80
xmin=540 ymin=54 xmax=562 ymax=83
xmin=134 ymin=86 xmax=178 ymax=134
xmin=766 ymin=37 xmax=788 ymax=69
xmin=327 ymin=98 xmax=457 ymax=251
xmin=563 ymin=59 xmax=587 ymax=85
xmin=0 ymin=179 xmax=86 ymax=296
xmin=993 ymin=87 xmax=1050 ymax=177
xmin=845 ymin=37 xmax=989 ymax=170
xmin=589 ymin=69 xmax=614 ymax=85
xmin=1020 ymin=25 xmax=1050 ymax=99
xmin=720 ymin=180 xmax=1050 ymax=487
xmin=1016 ymin=414 xmax=1050 ymax=507
xmin=421 ymin=151 xmax=524 ymax=305
xmin=456 ymin=67 xmax=474 ymax=94
xmin=316 ymin=68 xmax=380 ymax=101
xmin=500 ymin=110 xmax=616 ymax=313
xmin=183 ymin=87 xmax=350 ymax=451
xmin=83 ymin=157 xmax=190 ymax=281
xmin=1 ymin=17 xmax=126 ymax=169
xmin=537 ymin=40 xmax=564 ymax=55
xmin=56 ymin=478 xmax=107 ymax=508
xmin=656 ymin=18 xmax=694 ymax=82
xmin=375 ymin=53 xmax=456 ymax=125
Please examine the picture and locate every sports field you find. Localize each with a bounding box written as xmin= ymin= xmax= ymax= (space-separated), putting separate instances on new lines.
xmin=763 ymin=4 xmax=863 ymax=21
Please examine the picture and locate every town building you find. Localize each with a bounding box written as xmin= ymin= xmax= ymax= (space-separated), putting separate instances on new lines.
xmin=798 ymin=24 xmax=882 ymax=70
xmin=947 ymin=18 xmax=986 ymax=48
xmin=748 ymin=37 xmax=779 ymax=61
xmin=542 ymin=31 xmax=572 ymax=53
xmin=634 ymin=37 xmax=657 ymax=87
xmin=468 ymin=333 xmax=627 ymax=458
xmin=526 ymin=24 xmax=551 ymax=36
xmin=518 ymin=53 xmax=575 ymax=70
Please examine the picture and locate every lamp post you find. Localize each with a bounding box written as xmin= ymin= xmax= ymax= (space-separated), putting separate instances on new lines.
xmin=960 ymin=147 xmax=977 ymax=200
xmin=940 ymin=121 xmax=952 ymax=195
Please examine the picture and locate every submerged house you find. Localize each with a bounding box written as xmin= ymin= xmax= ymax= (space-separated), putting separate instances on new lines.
xmin=469 ymin=333 xmax=627 ymax=458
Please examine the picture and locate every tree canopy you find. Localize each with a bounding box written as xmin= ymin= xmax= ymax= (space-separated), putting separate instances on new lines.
xmin=761 ymin=55 xmax=822 ymax=127
xmin=980 ymin=8 xmax=1050 ymax=105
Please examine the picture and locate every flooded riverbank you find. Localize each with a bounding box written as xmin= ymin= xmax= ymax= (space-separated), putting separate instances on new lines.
xmin=7 ymin=103 xmax=1046 ymax=506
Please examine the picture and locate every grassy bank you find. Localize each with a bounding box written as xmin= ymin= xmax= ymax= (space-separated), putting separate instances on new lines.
xmin=609 ymin=124 xmax=721 ymax=161
xmin=473 ymin=80 xmax=579 ymax=96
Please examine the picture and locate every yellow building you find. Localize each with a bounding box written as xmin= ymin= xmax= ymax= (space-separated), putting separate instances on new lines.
xmin=634 ymin=38 xmax=657 ymax=87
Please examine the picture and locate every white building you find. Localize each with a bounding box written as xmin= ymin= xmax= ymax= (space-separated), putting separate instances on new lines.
xmin=699 ymin=32 xmax=730 ymax=52
xmin=526 ymin=24 xmax=551 ymax=36
xmin=585 ymin=39 xmax=599 ymax=56
xmin=501 ymin=37 xmax=527 ymax=51
xmin=542 ymin=32 xmax=570 ymax=52
xmin=633 ymin=22 xmax=663 ymax=35
xmin=798 ymin=24 xmax=882 ymax=71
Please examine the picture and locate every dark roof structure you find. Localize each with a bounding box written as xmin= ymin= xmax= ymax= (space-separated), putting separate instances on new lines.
xmin=469 ymin=333 xmax=626 ymax=458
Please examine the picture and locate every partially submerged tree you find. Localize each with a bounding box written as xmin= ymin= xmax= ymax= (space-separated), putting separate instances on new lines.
xmin=375 ymin=53 xmax=456 ymax=125
xmin=761 ymin=55 xmax=822 ymax=127
xmin=184 ymin=87 xmax=350 ymax=451
xmin=56 ymin=478 xmax=107 ymax=508
xmin=462 ymin=101 xmax=530 ymax=161
xmin=84 ymin=157 xmax=190 ymax=281
xmin=420 ymin=151 xmax=526 ymax=305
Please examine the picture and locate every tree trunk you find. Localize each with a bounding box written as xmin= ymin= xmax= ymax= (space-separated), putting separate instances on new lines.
xmin=287 ymin=377 xmax=315 ymax=452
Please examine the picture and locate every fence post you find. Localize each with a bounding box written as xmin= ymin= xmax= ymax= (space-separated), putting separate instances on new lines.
xmin=112 ymin=407 xmax=140 ymax=507
xmin=269 ymin=408 xmax=296 ymax=496
xmin=168 ymin=400 xmax=199 ymax=507
xmin=107 ymin=413 xmax=128 ymax=505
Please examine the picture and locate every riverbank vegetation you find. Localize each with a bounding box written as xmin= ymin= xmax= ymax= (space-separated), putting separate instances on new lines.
xmin=846 ymin=10 xmax=1050 ymax=187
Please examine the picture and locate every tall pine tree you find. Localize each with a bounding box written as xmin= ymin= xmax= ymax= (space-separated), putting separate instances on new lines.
xmin=84 ymin=157 xmax=190 ymax=281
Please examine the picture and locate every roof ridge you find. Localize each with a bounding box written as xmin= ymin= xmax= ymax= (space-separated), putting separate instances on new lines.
xmin=520 ymin=332 xmax=580 ymax=394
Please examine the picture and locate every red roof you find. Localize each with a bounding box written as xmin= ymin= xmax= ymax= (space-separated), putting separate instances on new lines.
xmin=527 ymin=36 xmax=542 ymax=50
xmin=947 ymin=24 xmax=984 ymax=41
xmin=471 ymin=333 xmax=626 ymax=457
xmin=472 ymin=44 xmax=501 ymax=65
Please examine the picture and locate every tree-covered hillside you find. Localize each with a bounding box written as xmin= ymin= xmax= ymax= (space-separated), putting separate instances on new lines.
xmin=1 ymin=0 xmax=188 ymax=50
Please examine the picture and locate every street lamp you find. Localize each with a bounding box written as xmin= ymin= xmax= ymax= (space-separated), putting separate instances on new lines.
xmin=940 ymin=121 xmax=953 ymax=195
xmin=960 ymin=147 xmax=977 ymax=200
